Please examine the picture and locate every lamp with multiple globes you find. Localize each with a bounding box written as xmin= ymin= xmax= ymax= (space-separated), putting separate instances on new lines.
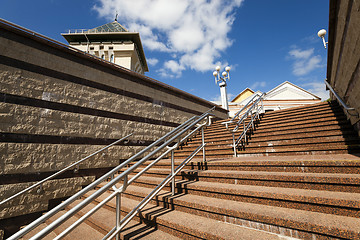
xmin=213 ymin=65 xmax=231 ymax=111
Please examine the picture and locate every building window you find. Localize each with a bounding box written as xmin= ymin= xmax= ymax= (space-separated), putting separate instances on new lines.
xmin=109 ymin=46 xmax=113 ymax=50
xmin=110 ymin=54 xmax=114 ymax=63
xmin=99 ymin=46 xmax=104 ymax=50
xmin=90 ymin=46 xmax=94 ymax=50
xmin=101 ymin=54 xmax=105 ymax=59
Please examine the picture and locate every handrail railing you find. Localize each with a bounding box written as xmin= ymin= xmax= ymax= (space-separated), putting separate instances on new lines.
xmin=324 ymin=79 xmax=358 ymax=116
xmin=0 ymin=133 xmax=133 ymax=206
xmin=8 ymin=107 xmax=214 ymax=240
xmin=222 ymin=93 xmax=265 ymax=157
xmin=229 ymin=93 xmax=262 ymax=123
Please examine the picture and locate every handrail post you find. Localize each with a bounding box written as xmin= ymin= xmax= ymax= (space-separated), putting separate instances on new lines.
xmin=243 ymin=121 xmax=246 ymax=144
xmin=171 ymin=149 xmax=175 ymax=196
xmin=251 ymin=111 xmax=254 ymax=129
xmin=232 ymin=132 xmax=237 ymax=157
xmin=115 ymin=192 xmax=121 ymax=240
xmin=201 ymin=126 xmax=206 ymax=162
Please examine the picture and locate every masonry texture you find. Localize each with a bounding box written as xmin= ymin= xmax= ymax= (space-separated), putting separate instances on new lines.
xmin=0 ymin=19 xmax=227 ymax=229
xmin=327 ymin=0 xmax=360 ymax=135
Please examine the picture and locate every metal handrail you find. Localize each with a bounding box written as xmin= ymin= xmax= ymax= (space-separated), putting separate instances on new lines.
xmin=107 ymin=143 xmax=206 ymax=240
xmin=0 ymin=133 xmax=133 ymax=206
xmin=9 ymin=108 xmax=214 ymax=240
xmin=222 ymin=93 xmax=266 ymax=157
xmin=230 ymin=93 xmax=262 ymax=122
xmin=324 ymin=79 xmax=358 ymax=116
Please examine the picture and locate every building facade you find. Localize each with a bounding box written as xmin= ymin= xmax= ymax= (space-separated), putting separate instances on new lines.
xmin=62 ymin=21 xmax=148 ymax=74
xmin=228 ymin=81 xmax=322 ymax=117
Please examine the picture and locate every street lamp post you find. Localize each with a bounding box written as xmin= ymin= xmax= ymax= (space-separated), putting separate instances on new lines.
xmin=213 ymin=66 xmax=231 ymax=110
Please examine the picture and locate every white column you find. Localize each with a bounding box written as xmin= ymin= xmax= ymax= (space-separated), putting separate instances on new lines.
xmin=219 ymin=81 xmax=229 ymax=110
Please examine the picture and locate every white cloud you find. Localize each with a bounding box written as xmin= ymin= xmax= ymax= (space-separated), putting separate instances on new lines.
xmin=289 ymin=48 xmax=314 ymax=59
xmin=147 ymin=58 xmax=159 ymax=66
xmin=288 ymin=47 xmax=322 ymax=76
xmin=250 ymin=81 xmax=266 ymax=90
xmin=93 ymin=0 xmax=244 ymax=78
xmin=157 ymin=60 xmax=185 ymax=78
xmin=301 ymin=81 xmax=329 ymax=100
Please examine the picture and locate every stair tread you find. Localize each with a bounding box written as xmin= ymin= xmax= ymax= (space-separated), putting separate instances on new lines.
xmin=142 ymin=153 xmax=360 ymax=166
xmin=118 ymin=185 xmax=360 ymax=239
xmin=130 ymin=175 xmax=360 ymax=208
xmin=68 ymin=199 xmax=180 ymax=240
xmin=88 ymin=190 xmax=285 ymax=239
xmin=174 ymin=143 xmax=360 ymax=156
xmin=139 ymin=168 xmax=360 ymax=184
xmin=21 ymin=223 xmax=58 ymax=240
xmin=44 ymin=210 xmax=104 ymax=240
xmin=182 ymin=136 xmax=359 ymax=148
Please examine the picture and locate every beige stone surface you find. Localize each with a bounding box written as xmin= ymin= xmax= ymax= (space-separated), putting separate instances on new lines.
xmin=0 ymin=143 xmax=151 ymax=174
xmin=0 ymin=176 xmax=94 ymax=219
xmin=0 ymin=34 xmax=226 ymax=120
xmin=0 ymin=22 xmax=226 ymax=223
xmin=328 ymin=0 xmax=360 ymax=134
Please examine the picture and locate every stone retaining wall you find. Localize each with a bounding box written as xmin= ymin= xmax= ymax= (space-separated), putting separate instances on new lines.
xmin=327 ymin=0 xmax=360 ymax=135
xmin=0 ymin=19 xmax=227 ymax=234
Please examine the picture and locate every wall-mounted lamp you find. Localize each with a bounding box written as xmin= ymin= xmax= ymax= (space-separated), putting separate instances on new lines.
xmin=317 ymin=29 xmax=328 ymax=49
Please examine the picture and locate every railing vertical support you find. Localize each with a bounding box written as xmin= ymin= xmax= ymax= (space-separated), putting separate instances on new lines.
xmin=171 ymin=150 xmax=175 ymax=196
xmin=251 ymin=111 xmax=254 ymax=129
xmin=232 ymin=132 xmax=237 ymax=157
xmin=115 ymin=192 xmax=121 ymax=240
xmin=201 ymin=126 xmax=206 ymax=162
xmin=243 ymin=121 xmax=246 ymax=143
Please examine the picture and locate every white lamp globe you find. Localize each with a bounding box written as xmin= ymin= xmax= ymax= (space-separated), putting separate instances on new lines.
xmin=225 ymin=66 xmax=231 ymax=72
xmin=222 ymin=71 xmax=227 ymax=77
xmin=215 ymin=66 xmax=221 ymax=71
xmin=213 ymin=71 xmax=218 ymax=77
xmin=317 ymin=29 xmax=327 ymax=38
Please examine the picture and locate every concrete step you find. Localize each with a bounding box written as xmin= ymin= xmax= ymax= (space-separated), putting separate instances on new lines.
xmin=255 ymin=115 xmax=347 ymax=132
xmin=185 ymin=129 xmax=357 ymax=146
xmin=20 ymin=223 xmax=58 ymax=240
xmin=217 ymin=108 xmax=345 ymax=131
xmin=259 ymin=107 xmax=344 ymax=124
xmin=85 ymin=190 xmax=284 ymax=240
xmin=208 ymin=103 xmax=344 ymax=132
xmin=174 ymin=141 xmax=360 ymax=157
xmin=194 ymin=122 xmax=354 ymax=144
xmin=129 ymin=167 xmax=360 ymax=193
xmin=20 ymin=210 xmax=105 ymax=240
xmin=186 ymin=127 xmax=358 ymax=153
xmin=216 ymin=102 xmax=341 ymax=127
xmin=133 ymin=154 xmax=360 ymax=174
xmin=200 ymin=118 xmax=352 ymax=140
xmin=259 ymin=101 xmax=340 ymax=118
xmin=66 ymin=199 xmax=181 ymax=240
xmin=116 ymin=184 xmax=360 ymax=239
xmin=127 ymin=175 xmax=360 ymax=218
xmin=179 ymin=135 xmax=359 ymax=151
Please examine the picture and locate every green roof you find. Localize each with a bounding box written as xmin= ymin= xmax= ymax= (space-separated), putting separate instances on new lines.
xmin=86 ymin=21 xmax=128 ymax=33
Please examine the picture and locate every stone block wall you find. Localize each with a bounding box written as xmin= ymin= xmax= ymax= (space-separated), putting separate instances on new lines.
xmin=327 ymin=0 xmax=360 ymax=135
xmin=0 ymin=19 xmax=227 ymax=235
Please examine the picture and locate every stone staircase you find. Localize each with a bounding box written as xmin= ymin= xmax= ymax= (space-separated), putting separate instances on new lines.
xmin=20 ymin=101 xmax=360 ymax=239
xmin=175 ymin=101 xmax=360 ymax=158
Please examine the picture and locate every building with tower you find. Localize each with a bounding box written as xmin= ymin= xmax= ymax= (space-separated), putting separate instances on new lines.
xmin=62 ymin=20 xmax=148 ymax=74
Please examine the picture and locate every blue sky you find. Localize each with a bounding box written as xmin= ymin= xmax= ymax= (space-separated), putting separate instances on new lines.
xmin=0 ymin=0 xmax=330 ymax=101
